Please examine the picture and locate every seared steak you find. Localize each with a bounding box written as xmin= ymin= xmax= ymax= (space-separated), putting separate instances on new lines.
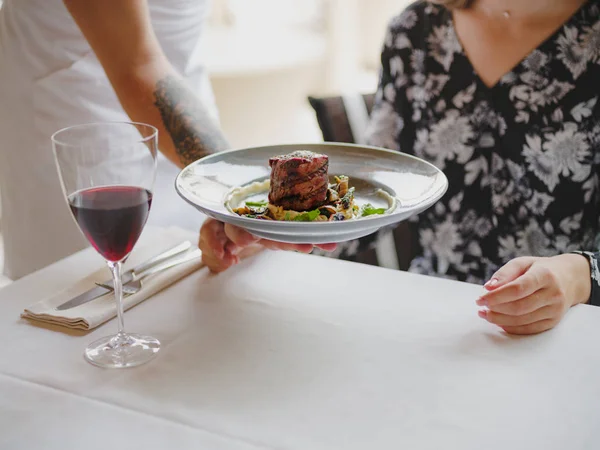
xmin=268 ymin=151 xmax=329 ymax=211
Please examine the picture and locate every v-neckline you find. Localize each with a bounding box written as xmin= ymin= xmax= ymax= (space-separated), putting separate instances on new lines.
xmin=446 ymin=0 xmax=592 ymax=91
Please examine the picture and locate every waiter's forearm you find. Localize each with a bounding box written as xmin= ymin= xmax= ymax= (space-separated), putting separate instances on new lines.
xmin=153 ymin=74 xmax=229 ymax=167
xmin=63 ymin=0 xmax=229 ymax=168
xmin=112 ymin=61 xmax=229 ymax=168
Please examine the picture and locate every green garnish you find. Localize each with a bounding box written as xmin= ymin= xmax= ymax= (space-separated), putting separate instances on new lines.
xmin=284 ymin=212 xmax=292 ymax=221
xmin=361 ymin=203 xmax=387 ymax=217
xmin=293 ymin=209 xmax=321 ymax=222
xmin=246 ymin=200 xmax=268 ymax=207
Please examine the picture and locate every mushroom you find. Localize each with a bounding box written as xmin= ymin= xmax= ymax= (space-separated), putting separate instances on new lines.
xmin=327 ymin=188 xmax=339 ymax=203
xmin=337 ymin=177 xmax=349 ymax=198
xmin=233 ymin=206 xmax=252 ymax=215
xmin=319 ymin=205 xmax=337 ymax=218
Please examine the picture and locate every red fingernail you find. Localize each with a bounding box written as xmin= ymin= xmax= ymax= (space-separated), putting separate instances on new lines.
xmin=476 ymin=297 xmax=487 ymax=306
xmin=478 ymin=310 xmax=488 ymax=319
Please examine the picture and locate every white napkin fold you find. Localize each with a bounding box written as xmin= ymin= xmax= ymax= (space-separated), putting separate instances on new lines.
xmin=21 ymin=229 xmax=204 ymax=331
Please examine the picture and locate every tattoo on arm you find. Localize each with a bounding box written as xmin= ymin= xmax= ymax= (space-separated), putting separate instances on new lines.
xmin=153 ymin=75 xmax=229 ymax=166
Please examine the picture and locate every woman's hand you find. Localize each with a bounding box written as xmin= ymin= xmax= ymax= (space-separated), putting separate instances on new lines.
xmin=477 ymin=254 xmax=591 ymax=335
xmin=198 ymin=218 xmax=337 ymax=273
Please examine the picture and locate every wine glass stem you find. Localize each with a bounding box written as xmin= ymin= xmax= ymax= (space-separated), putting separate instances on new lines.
xmin=108 ymin=261 xmax=126 ymax=337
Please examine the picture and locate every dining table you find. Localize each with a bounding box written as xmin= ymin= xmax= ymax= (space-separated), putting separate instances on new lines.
xmin=1 ymin=226 xmax=599 ymax=450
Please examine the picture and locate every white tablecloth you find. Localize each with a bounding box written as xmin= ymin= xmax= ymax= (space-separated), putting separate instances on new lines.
xmin=1 ymin=227 xmax=599 ymax=450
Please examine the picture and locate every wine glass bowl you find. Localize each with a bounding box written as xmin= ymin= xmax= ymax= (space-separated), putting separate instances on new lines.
xmin=52 ymin=122 xmax=160 ymax=369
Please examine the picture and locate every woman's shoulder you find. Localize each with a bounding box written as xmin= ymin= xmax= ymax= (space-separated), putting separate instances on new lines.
xmin=384 ymin=1 xmax=450 ymax=49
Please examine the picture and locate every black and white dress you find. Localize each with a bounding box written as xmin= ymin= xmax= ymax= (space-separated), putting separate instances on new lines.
xmin=361 ymin=0 xmax=600 ymax=304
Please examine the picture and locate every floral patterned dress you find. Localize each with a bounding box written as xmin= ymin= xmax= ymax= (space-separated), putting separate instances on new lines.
xmin=363 ymin=0 xmax=600 ymax=304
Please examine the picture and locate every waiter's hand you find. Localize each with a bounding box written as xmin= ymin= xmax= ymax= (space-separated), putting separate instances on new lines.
xmin=199 ymin=218 xmax=337 ymax=273
xmin=476 ymin=254 xmax=591 ymax=335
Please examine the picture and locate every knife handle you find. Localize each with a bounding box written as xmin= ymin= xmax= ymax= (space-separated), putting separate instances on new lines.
xmin=136 ymin=249 xmax=202 ymax=280
xmin=132 ymin=241 xmax=193 ymax=275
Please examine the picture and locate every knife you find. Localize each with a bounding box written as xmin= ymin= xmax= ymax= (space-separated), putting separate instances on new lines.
xmin=96 ymin=248 xmax=203 ymax=295
xmin=54 ymin=241 xmax=193 ymax=311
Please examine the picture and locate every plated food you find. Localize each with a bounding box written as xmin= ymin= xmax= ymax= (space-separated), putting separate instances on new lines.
xmin=229 ymin=151 xmax=394 ymax=222
xmin=175 ymin=142 xmax=447 ymax=244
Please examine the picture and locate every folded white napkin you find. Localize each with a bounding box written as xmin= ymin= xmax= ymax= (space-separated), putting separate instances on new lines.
xmin=22 ymin=229 xmax=204 ymax=331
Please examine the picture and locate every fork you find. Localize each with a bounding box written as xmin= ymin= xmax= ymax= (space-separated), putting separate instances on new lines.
xmin=96 ymin=248 xmax=202 ymax=295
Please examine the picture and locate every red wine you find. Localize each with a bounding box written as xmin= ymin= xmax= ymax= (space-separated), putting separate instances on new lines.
xmin=69 ymin=186 xmax=152 ymax=262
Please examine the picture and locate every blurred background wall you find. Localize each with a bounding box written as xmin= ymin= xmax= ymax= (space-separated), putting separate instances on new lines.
xmin=207 ymin=0 xmax=409 ymax=147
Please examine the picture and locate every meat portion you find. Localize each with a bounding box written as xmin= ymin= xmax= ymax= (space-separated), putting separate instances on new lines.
xmin=268 ymin=151 xmax=329 ymax=211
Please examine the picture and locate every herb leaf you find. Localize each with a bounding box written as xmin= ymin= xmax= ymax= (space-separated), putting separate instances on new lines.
xmin=293 ymin=209 xmax=321 ymax=222
xmin=361 ymin=203 xmax=386 ymax=217
xmin=246 ymin=200 xmax=268 ymax=207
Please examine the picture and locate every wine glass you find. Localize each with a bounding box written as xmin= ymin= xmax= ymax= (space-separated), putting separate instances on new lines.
xmin=52 ymin=122 xmax=160 ymax=369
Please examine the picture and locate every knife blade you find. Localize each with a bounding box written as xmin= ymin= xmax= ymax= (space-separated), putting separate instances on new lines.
xmin=54 ymin=284 xmax=112 ymax=312
xmin=54 ymin=241 xmax=193 ymax=311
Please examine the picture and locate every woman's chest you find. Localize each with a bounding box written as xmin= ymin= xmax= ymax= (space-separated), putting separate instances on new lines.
xmin=451 ymin=1 xmax=589 ymax=89
xmin=409 ymin=68 xmax=599 ymax=189
xmin=403 ymin=71 xmax=600 ymax=239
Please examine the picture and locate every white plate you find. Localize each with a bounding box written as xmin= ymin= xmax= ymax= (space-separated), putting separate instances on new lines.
xmin=175 ymin=143 xmax=448 ymax=244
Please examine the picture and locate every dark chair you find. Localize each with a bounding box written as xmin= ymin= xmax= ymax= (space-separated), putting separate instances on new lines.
xmin=307 ymin=93 xmax=417 ymax=271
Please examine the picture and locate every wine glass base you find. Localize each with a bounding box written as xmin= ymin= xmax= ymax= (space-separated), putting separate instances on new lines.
xmin=84 ymin=332 xmax=160 ymax=369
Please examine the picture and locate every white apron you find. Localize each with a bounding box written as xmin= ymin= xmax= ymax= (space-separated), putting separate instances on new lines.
xmin=0 ymin=0 xmax=216 ymax=279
